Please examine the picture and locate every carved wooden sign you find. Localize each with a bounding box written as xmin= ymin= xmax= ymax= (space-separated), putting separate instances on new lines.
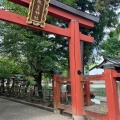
xmin=27 ymin=0 xmax=50 ymax=28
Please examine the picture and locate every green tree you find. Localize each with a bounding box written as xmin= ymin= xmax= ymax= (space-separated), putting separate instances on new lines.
xmin=0 ymin=55 xmax=25 ymax=79
xmin=1 ymin=0 xmax=119 ymax=66
xmin=100 ymin=30 xmax=120 ymax=58
xmin=0 ymin=0 xmax=69 ymax=97
xmin=58 ymin=0 xmax=119 ymax=63
xmin=0 ymin=0 xmax=119 ymax=97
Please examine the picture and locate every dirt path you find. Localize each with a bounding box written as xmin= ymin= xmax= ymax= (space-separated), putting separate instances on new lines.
xmin=0 ymin=98 xmax=72 ymax=120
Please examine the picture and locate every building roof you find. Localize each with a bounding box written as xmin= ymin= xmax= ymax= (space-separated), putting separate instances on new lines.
xmin=97 ymin=57 xmax=120 ymax=68
xmin=50 ymin=0 xmax=99 ymax=23
xmin=90 ymin=57 xmax=120 ymax=71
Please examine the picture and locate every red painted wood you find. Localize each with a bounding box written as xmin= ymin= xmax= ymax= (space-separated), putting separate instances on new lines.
xmin=69 ymin=21 xmax=77 ymax=115
xmin=56 ymin=77 xmax=60 ymax=106
xmin=9 ymin=0 xmax=94 ymax=28
xmin=58 ymin=104 xmax=72 ymax=112
xmin=0 ymin=9 xmax=70 ymax=37
xmin=80 ymin=33 xmax=94 ymax=43
xmin=84 ymin=81 xmax=91 ymax=106
xmin=104 ymin=69 xmax=119 ymax=120
xmin=48 ymin=5 xmax=94 ymax=28
xmin=112 ymin=71 xmax=120 ymax=78
xmin=53 ymin=74 xmax=57 ymax=110
xmin=69 ymin=20 xmax=84 ymax=117
xmin=9 ymin=0 xmax=29 ymax=7
xmin=57 ymin=77 xmax=70 ymax=82
xmin=83 ymin=74 xmax=104 ymax=81
xmin=53 ymin=74 xmax=60 ymax=110
xmin=117 ymin=116 xmax=120 ymax=120
xmin=0 ymin=9 xmax=94 ymax=43
xmin=74 ymin=21 xmax=84 ymax=116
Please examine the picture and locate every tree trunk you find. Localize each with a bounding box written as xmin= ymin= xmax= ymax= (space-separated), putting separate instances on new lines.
xmin=34 ymin=72 xmax=43 ymax=98
xmin=1 ymin=78 xmax=5 ymax=94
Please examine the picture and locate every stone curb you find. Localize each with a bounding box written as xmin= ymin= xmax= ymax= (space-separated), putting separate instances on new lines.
xmin=0 ymin=96 xmax=54 ymax=112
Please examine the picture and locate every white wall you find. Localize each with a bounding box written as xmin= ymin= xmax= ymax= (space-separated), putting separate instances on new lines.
xmin=89 ymin=68 xmax=105 ymax=88
xmin=89 ymin=68 xmax=104 ymax=75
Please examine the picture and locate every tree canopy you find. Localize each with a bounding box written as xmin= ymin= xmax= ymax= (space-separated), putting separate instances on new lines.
xmin=100 ymin=30 xmax=120 ymax=59
xmin=58 ymin=0 xmax=120 ymax=63
xmin=0 ymin=0 xmax=119 ymax=77
xmin=0 ymin=55 xmax=27 ymax=78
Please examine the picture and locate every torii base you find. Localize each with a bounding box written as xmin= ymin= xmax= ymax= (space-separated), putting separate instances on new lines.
xmin=73 ymin=115 xmax=85 ymax=120
xmin=54 ymin=110 xmax=60 ymax=114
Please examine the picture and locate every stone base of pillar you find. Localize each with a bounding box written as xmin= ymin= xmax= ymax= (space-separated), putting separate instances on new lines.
xmin=54 ymin=110 xmax=60 ymax=114
xmin=73 ymin=115 xmax=85 ymax=120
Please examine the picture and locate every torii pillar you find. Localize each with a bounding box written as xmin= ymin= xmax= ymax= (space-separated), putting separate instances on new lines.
xmin=69 ymin=20 xmax=84 ymax=120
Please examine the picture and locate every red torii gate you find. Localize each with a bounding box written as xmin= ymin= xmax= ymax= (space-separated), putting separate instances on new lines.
xmin=0 ymin=0 xmax=99 ymax=119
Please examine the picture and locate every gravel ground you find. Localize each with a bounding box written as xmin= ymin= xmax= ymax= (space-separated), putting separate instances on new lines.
xmin=0 ymin=98 xmax=72 ymax=120
xmin=85 ymin=103 xmax=107 ymax=114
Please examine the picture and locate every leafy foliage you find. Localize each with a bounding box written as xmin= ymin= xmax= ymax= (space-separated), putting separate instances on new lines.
xmin=25 ymin=76 xmax=35 ymax=86
xmin=100 ymin=31 xmax=120 ymax=58
xmin=0 ymin=55 xmax=25 ymax=78
xmin=0 ymin=0 xmax=119 ymax=78
xmin=1 ymin=0 xmax=28 ymax=16
xmin=0 ymin=22 xmax=68 ymax=73
xmin=59 ymin=0 xmax=119 ymax=63
xmin=95 ymin=0 xmax=120 ymax=12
